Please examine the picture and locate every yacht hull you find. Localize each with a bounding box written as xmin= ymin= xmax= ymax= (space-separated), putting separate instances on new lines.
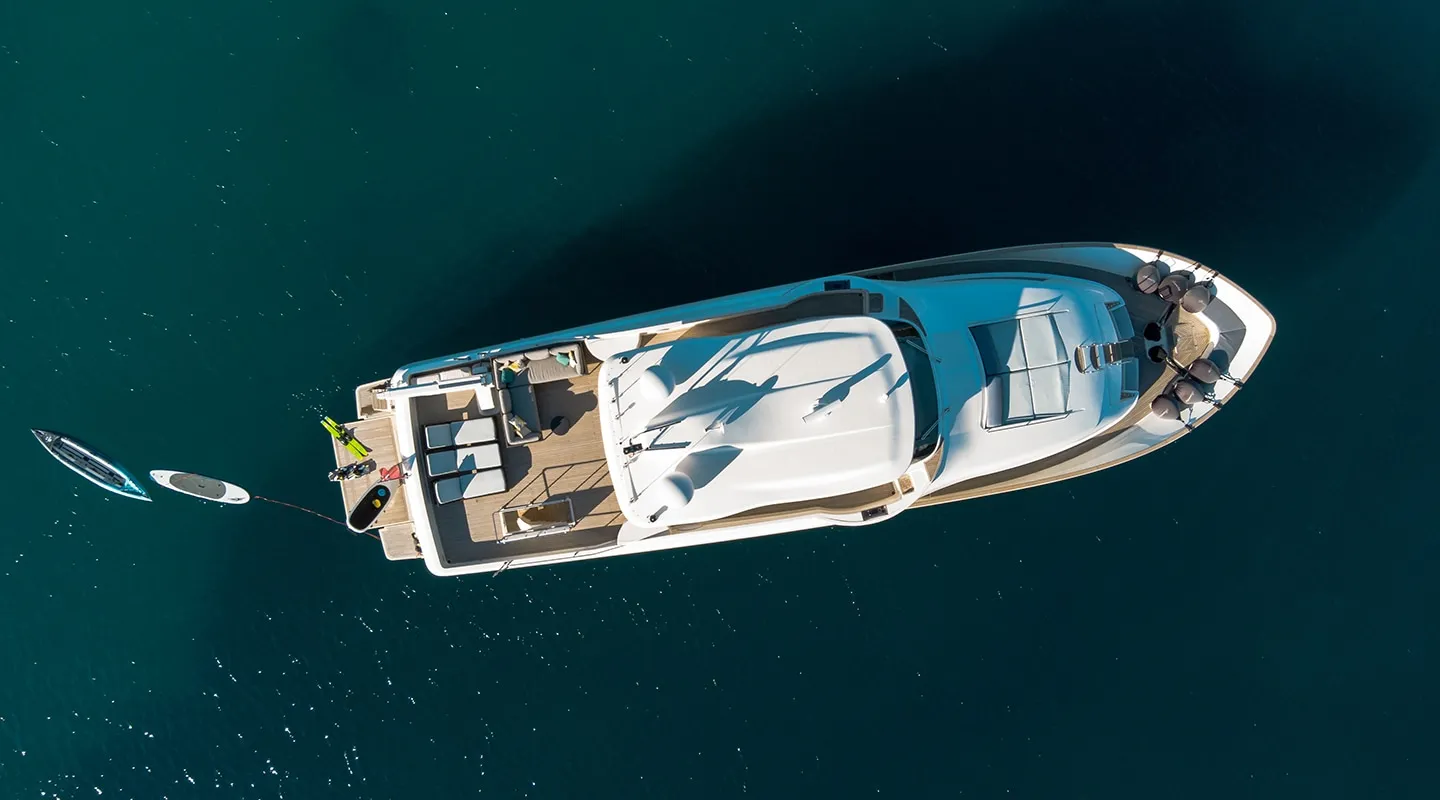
xmin=343 ymin=242 xmax=1274 ymax=576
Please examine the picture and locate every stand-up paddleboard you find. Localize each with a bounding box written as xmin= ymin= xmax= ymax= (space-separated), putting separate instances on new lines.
xmin=148 ymin=470 xmax=251 ymax=504
xmin=322 ymin=416 xmax=371 ymax=459
xmin=32 ymin=429 xmax=151 ymax=501
xmin=347 ymin=482 xmax=393 ymax=532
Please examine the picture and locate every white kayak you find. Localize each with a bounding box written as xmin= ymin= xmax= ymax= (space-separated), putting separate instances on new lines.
xmin=148 ymin=470 xmax=251 ymax=504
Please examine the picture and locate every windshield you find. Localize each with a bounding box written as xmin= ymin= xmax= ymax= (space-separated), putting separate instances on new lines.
xmin=892 ymin=326 xmax=940 ymax=459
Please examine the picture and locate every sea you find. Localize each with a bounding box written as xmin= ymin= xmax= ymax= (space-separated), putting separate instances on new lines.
xmin=1 ymin=0 xmax=1437 ymax=797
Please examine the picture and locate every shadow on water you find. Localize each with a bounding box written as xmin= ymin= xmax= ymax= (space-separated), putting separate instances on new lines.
xmin=469 ymin=1 xmax=1432 ymax=337
xmin=322 ymin=0 xmax=414 ymax=97
xmin=82 ymin=1 xmax=1436 ymax=797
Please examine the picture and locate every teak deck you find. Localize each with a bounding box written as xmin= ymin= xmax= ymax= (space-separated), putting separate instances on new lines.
xmin=333 ymin=362 xmax=627 ymax=566
xmin=413 ymin=363 xmax=624 ymax=545
xmin=329 ymin=415 xmax=412 ymax=532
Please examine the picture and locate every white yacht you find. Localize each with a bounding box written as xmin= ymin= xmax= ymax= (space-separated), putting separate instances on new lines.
xmin=329 ymin=243 xmax=1274 ymax=576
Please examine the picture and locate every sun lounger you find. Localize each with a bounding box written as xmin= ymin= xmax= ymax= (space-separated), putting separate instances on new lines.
xmin=426 ymin=443 xmax=502 ymax=477
xmin=433 ymin=469 xmax=507 ymax=504
xmin=424 ymin=417 xmax=497 ymax=450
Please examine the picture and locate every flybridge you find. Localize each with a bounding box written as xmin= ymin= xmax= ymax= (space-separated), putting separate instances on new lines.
xmin=598 ymin=316 xmax=916 ymax=527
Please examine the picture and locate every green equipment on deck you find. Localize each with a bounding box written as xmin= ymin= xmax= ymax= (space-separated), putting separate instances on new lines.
xmin=321 ymin=416 xmax=371 ymax=459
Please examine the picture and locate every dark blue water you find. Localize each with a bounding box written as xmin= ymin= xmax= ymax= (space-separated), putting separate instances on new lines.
xmin=2 ymin=0 xmax=1438 ymax=797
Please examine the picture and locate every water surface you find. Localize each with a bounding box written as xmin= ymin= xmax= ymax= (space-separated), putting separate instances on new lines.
xmin=1 ymin=0 xmax=1437 ymax=797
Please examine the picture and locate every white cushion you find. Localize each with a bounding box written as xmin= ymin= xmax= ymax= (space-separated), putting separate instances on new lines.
xmin=433 ymin=469 xmax=507 ymax=504
xmin=426 ymin=418 xmax=497 ymax=450
xmin=1029 ymin=364 xmax=1069 ymax=416
xmin=1003 ymin=372 xmax=1034 ymax=423
xmin=427 ymin=443 xmax=501 ymax=476
xmin=973 ymin=319 xmax=1027 ymax=373
xmin=451 ymin=417 xmax=497 ymax=446
xmin=424 ymin=423 xmax=455 ymax=450
xmin=464 ymin=468 xmax=507 ymax=498
xmin=1019 ymin=315 xmax=1064 ymax=366
xmin=434 ymin=476 xmax=460 ymax=504
xmin=476 ymin=386 xmax=498 ymax=413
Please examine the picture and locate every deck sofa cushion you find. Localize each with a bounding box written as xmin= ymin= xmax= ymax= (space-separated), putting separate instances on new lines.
xmin=972 ymin=314 xmax=1072 ymax=428
xmin=520 ymin=344 xmax=585 ymax=385
xmin=451 ymin=417 xmax=497 ymax=446
xmin=426 ymin=443 xmax=502 ymax=477
xmin=433 ymin=469 xmax=507 ymax=504
xmin=497 ymin=386 xmax=542 ymax=445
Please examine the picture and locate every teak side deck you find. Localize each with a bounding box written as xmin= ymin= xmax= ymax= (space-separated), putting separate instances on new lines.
xmin=330 ymin=415 xmax=411 ymax=531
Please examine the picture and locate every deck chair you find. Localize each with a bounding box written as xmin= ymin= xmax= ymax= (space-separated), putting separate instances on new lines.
xmin=426 ymin=443 xmax=502 ymax=477
xmin=425 ymin=417 xmax=497 ymax=450
xmin=433 ymin=469 xmax=507 ymax=504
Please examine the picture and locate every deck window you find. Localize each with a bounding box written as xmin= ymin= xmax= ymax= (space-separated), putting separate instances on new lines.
xmin=972 ymin=314 xmax=1072 ymax=428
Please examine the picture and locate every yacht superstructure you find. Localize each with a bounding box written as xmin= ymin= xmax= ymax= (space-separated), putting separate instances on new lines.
xmin=329 ymin=243 xmax=1274 ymax=575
